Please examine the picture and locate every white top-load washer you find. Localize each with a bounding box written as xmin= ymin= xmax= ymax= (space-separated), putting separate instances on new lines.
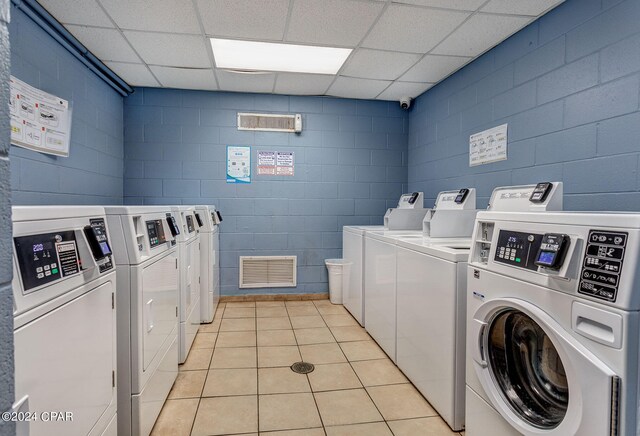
xmin=393 ymin=183 xmax=563 ymax=432
xmin=343 ymin=192 xmax=427 ymax=326
xmin=105 ymin=206 xmax=179 ymax=436
xmin=170 ymin=206 xmax=201 ymax=363
xmin=364 ymin=189 xmax=477 ymax=363
xmin=466 ymin=209 xmax=640 ymax=436
xmin=11 ymin=206 xmax=117 ymax=436
xmin=194 ymin=205 xmax=221 ymax=323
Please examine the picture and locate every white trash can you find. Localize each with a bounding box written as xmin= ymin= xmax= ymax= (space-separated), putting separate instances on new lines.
xmin=325 ymin=259 xmax=348 ymax=304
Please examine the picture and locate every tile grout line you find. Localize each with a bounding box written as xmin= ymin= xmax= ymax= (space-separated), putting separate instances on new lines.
xmin=286 ymin=303 xmax=329 ymax=436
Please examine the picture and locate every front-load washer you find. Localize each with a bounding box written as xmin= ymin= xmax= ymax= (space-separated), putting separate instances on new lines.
xmin=170 ymin=206 xmax=201 ymax=363
xmin=194 ymin=205 xmax=220 ymax=323
xmin=393 ymin=183 xmax=562 ymax=432
xmin=105 ymin=206 xmax=179 ymax=436
xmin=342 ymin=192 xmax=426 ymax=326
xmin=11 ymin=206 xmax=117 ymax=436
xmin=466 ymin=210 xmax=640 ymax=436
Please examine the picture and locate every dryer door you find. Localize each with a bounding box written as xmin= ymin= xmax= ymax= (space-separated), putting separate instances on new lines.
xmin=470 ymin=298 xmax=619 ymax=436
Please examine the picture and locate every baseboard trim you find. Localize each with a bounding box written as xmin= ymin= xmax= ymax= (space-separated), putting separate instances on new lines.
xmin=220 ymin=293 xmax=329 ymax=302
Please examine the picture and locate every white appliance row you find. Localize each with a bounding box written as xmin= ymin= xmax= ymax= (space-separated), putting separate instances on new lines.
xmin=10 ymin=204 xmax=221 ymax=436
xmin=346 ymin=183 xmax=564 ymax=432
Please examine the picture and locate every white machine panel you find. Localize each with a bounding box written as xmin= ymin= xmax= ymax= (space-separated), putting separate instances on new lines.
xmin=195 ymin=205 xmax=220 ymax=324
xmin=11 ymin=206 xmax=117 ymax=436
xmin=105 ymin=206 xmax=179 ymax=436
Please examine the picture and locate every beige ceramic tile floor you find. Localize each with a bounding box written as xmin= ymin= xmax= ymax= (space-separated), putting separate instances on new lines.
xmin=151 ymin=299 xmax=465 ymax=436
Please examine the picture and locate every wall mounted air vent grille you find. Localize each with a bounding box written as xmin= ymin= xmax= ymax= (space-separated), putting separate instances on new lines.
xmin=237 ymin=113 xmax=302 ymax=132
xmin=239 ymin=256 xmax=297 ymax=288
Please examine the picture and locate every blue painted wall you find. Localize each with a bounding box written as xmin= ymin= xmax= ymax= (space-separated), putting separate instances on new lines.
xmin=0 ymin=0 xmax=14 ymax=432
xmin=9 ymin=5 xmax=124 ymax=205
xmin=124 ymin=89 xmax=408 ymax=295
xmin=408 ymin=0 xmax=640 ymax=210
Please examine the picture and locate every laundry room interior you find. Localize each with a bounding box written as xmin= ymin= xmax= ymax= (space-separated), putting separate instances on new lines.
xmin=2 ymin=0 xmax=640 ymax=435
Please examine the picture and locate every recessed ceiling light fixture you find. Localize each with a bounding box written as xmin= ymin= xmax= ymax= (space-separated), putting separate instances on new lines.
xmin=210 ymin=38 xmax=352 ymax=75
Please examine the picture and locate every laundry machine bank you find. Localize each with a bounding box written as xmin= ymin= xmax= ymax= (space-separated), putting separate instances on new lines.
xmin=466 ymin=211 xmax=640 ymax=436
xmin=105 ymin=206 xmax=179 ymax=436
xmin=170 ymin=206 xmax=201 ymax=363
xmin=343 ymin=192 xmax=427 ymax=326
xmin=11 ymin=206 xmax=118 ymax=436
xmin=194 ymin=205 xmax=221 ymax=324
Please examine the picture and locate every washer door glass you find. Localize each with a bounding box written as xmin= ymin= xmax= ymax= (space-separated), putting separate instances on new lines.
xmin=487 ymin=309 xmax=569 ymax=429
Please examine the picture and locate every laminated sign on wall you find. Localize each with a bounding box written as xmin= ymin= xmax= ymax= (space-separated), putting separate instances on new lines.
xmin=257 ymin=150 xmax=295 ymax=176
xmin=9 ymin=75 xmax=72 ymax=157
xmin=469 ymin=123 xmax=508 ymax=167
xmin=257 ymin=151 xmax=276 ymax=175
xmin=276 ymin=152 xmax=294 ymax=176
xmin=227 ymin=145 xmax=251 ymax=183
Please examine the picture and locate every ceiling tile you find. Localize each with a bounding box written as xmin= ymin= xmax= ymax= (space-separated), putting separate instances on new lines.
xmin=150 ymin=66 xmax=218 ymax=90
xmin=274 ymin=73 xmax=334 ymax=95
xmin=400 ymin=54 xmax=471 ymax=82
xmin=341 ymin=49 xmax=421 ymax=80
xmin=65 ymin=25 xmax=139 ymax=63
xmin=363 ymin=4 xmax=469 ymax=53
xmin=124 ymin=32 xmax=211 ymax=68
xmin=197 ymin=0 xmax=289 ymax=40
xmin=432 ymin=13 xmax=532 ymax=57
xmin=105 ymin=62 xmax=160 ymax=86
xmin=481 ymin=0 xmax=565 ymax=16
xmin=391 ymin=0 xmax=486 ymax=11
xmin=216 ymin=70 xmax=276 ymax=93
xmin=39 ymin=0 xmax=113 ymax=27
xmin=327 ymin=76 xmax=391 ymax=99
xmin=286 ymin=0 xmax=384 ymax=47
xmin=99 ymin=0 xmax=200 ymax=33
xmin=377 ymin=81 xmax=433 ymax=100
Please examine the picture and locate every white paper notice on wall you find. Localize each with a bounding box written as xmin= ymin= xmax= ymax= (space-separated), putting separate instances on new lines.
xmin=257 ymin=151 xmax=276 ymax=175
xmin=276 ymin=151 xmax=294 ymax=176
xmin=469 ymin=123 xmax=508 ymax=167
xmin=9 ymin=75 xmax=72 ymax=157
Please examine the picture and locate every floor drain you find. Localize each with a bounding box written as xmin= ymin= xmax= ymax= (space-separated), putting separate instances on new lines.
xmin=291 ymin=361 xmax=315 ymax=374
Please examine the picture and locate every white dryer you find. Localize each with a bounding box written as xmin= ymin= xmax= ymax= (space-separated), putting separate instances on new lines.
xmin=466 ymin=211 xmax=640 ymax=436
xmin=343 ymin=192 xmax=426 ymax=326
xmin=105 ymin=206 xmax=179 ymax=436
xmin=194 ymin=205 xmax=220 ymax=323
xmin=170 ymin=206 xmax=201 ymax=363
xmin=11 ymin=206 xmax=117 ymax=436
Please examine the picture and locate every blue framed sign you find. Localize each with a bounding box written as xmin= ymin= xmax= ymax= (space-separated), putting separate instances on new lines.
xmin=226 ymin=145 xmax=251 ymax=183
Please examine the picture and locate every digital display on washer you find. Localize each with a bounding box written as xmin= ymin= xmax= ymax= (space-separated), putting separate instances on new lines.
xmin=14 ymin=231 xmax=79 ymax=293
xmin=146 ymin=219 xmax=167 ymax=248
xmin=494 ymin=230 xmax=543 ymax=271
xmin=537 ymin=251 xmax=556 ymax=265
xmin=579 ymin=230 xmax=627 ymax=302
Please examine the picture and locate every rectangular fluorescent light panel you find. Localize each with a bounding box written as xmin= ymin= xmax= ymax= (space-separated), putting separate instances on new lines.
xmin=210 ymin=38 xmax=351 ymax=75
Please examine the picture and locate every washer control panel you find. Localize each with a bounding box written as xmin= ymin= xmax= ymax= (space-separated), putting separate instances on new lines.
xmin=186 ymin=215 xmax=195 ymax=233
xmin=534 ymin=234 xmax=570 ymax=270
xmin=14 ymin=231 xmax=80 ymax=293
xmin=494 ymin=230 xmax=543 ymax=271
xmin=146 ymin=219 xmax=167 ymax=248
xmin=579 ymin=230 xmax=627 ymax=302
xmin=84 ymin=218 xmax=114 ymax=273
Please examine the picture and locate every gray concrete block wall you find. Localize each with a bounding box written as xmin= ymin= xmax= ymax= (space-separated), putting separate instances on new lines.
xmin=0 ymin=0 xmax=14 ymax=432
xmin=408 ymin=0 xmax=640 ymax=210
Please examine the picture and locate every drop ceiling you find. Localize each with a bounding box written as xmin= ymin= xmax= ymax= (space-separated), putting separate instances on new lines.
xmin=38 ymin=0 xmax=565 ymax=101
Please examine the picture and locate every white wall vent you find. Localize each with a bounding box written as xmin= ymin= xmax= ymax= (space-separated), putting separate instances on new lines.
xmin=239 ymin=256 xmax=297 ymax=288
xmin=237 ymin=113 xmax=302 ymax=132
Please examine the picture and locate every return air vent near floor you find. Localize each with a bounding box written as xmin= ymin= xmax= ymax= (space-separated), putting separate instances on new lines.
xmin=237 ymin=113 xmax=302 ymax=132
xmin=239 ymin=256 xmax=297 ymax=288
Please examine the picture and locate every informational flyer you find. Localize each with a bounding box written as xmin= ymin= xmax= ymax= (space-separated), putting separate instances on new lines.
xmin=227 ymin=145 xmax=251 ymax=183
xmin=257 ymin=151 xmax=276 ymax=175
xmin=276 ymin=151 xmax=294 ymax=176
xmin=469 ymin=123 xmax=508 ymax=167
xmin=9 ymin=75 xmax=72 ymax=157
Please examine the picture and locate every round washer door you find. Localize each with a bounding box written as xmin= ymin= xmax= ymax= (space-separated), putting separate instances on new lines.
xmin=469 ymin=298 xmax=619 ymax=436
